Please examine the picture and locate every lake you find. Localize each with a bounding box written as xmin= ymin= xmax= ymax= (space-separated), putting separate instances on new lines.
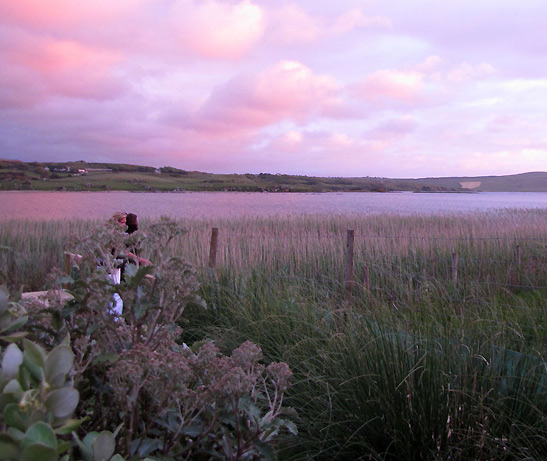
xmin=1 ymin=191 xmax=546 ymax=220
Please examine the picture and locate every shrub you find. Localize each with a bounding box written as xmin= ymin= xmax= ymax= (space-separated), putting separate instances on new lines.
xmin=17 ymin=217 xmax=295 ymax=459
xmin=0 ymin=285 xmax=121 ymax=461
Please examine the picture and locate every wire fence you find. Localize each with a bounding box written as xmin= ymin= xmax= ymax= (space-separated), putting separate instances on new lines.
xmin=202 ymin=227 xmax=547 ymax=299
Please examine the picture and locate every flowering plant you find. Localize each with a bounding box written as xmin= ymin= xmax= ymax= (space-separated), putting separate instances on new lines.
xmin=19 ymin=217 xmax=296 ymax=459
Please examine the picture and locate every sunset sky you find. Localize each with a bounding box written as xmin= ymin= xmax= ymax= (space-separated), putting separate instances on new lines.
xmin=1 ymin=0 xmax=546 ymax=178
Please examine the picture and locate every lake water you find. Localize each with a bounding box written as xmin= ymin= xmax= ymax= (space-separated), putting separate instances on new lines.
xmin=0 ymin=191 xmax=546 ymax=220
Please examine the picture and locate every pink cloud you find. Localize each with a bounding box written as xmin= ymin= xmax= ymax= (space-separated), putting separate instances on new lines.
xmin=446 ymin=62 xmax=496 ymax=83
xmin=1 ymin=33 xmax=124 ymax=105
xmin=331 ymin=9 xmax=392 ymax=34
xmin=351 ymin=56 xmax=497 ymax=109
xmin=191 ymin=60 xmax=342 ymax=133
xmin=353 ymin=70 xmax=426 ymax=105
xmin=268 ymin=5 xmax=322 ymax=43
xmin=175 ymin=0 xmax=265 ymax=59
xmin=0 ymin=0 xmax=264 ymax=61
xmin=267 ymin=5 xmax=391 ymax=44
xmin=0 ymin=0 xmax=144 ymax=29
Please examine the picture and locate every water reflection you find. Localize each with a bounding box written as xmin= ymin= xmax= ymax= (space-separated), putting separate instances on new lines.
xmin=0 ymin=191 xmax=546 ymax=220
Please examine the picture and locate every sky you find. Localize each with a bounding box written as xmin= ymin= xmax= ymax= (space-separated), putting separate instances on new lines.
xmin=1 ymin=0 xmax=546 ymax=178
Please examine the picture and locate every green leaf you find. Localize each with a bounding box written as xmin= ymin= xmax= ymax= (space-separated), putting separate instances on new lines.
xmin=2 ymin=343 xmax=23 ymax=378
xmin=29 ymin=409 xmax=46 ymax=426
xmin=253 ymin=439 xmax=277 ymax=461
xmin=21 ymin=443 xmax=58 ymax=461
xmin=127 ymin=265 xmax=155 ymax=289
xmin=3 ymin=378 xmax=23 ymax=398
xmin=45 ymin=345 xmax=74 ymax=387
xmin=7 ymin=426 xmax=25 ymax=442
xmin=110 ymin=455 xmax=125 ymax=461
xmin=5 ymin=316 xmax=29 ymax=332
xmin=23 ymin=340 xmax=46 ymax=381
xmin=56 ymin=440 xmax=71 ymax=455
xmin=132 ymin=437 xmax=161 ymax=457
xmin=22 ymin=422 xmax=57 ymax=450
xmin=92 ymin=353 xmax=119 ymax=365
xmin=82 ymin=431 xmax=99 ymax=452
xmin=92 ymin=431 xmax=116 ymax=461
xmin=0 ymin=331 xmax=29 ymax=343
xmin=45 ymin=388 xmax=79 ymax=420
xmin=0 ymin=393 xmax=16 ymax=413
xmin=54 ymin=418 xmax=84 ymax=435
xmin=3 ymin=403 xmax=26 ymax=431
xmin=284 ymin=420 xmax=298 ymax=436
xmin=72 ymin=432 xmax=90 ymax=461
xmin=181 ymin=424 xmax=204 ymax=437
xmin=238 ymin=394 xmax=261 ymax=420
xmin=0 ymin=433 xmax=21 ymax=460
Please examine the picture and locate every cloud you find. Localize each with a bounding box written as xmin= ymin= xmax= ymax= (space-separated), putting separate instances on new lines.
xmin=190 ymin=60 xmax=342 ymax=133
xmin=1 ymin=1 xmax=546 ymax=177
xmin=175 ymin=0 xmax=265 ymax=59
xmin=366 ymin=117 xmax=418 ymax=140
xmin=0 ymin=0 xmax=143 ymax=29
xmin=351 ymin=56 xmax=497 ymax=109
xmin=446 ymin=62 xmax=496 ymax=83
xmin=0 ymin=0 xmax=265 ymax=61
xmin=267 ymin=5 xmax=390 ymax=44
xmin=352 ymin=70 xmax=426 ymax=105
xmin=0 ymin=31 xmax=124 ymax=107
xmin=330 ymin=9 xmax=392 ymax=34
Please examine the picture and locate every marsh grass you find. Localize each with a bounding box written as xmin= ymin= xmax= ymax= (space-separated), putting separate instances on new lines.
xmin=1 ymin=210 xmax=546 ymax=458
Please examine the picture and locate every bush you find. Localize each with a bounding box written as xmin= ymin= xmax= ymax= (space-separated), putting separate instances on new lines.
xmin=13 ymin=217 xmax=295 ymax=459
xmin=0 ymin=285 xmax=121 ymax=460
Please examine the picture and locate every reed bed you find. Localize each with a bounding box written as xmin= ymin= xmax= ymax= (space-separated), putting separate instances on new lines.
xmin=1 ymin=210 xmax=546 ymax=458
xmin=4 ymin=210 xmax=545 ymax=296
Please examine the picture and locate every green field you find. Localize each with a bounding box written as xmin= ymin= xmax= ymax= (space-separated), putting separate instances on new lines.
xmin=1 ymin=211 xmax=546 ymax=459
xmin=2 ymin=159 xmax=546 ymax=192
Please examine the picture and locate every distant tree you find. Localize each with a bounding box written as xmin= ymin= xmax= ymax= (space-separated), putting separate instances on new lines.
xmin=34 ymin=166 xmax=50 ymax=178
xmin=160 ymin=166 xmax=187 ymax=175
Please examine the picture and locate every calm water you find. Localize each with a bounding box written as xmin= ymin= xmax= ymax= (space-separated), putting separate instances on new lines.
xmin=0 ymin=191 xmax=546 ymax=220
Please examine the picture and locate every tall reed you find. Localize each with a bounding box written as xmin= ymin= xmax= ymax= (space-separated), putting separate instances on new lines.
xmin=1 ymin=210 xmax=546 ymax=458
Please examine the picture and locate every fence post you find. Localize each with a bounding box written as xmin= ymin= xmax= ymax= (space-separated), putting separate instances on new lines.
xmin=451 ymin=252 xmax=458 ymax=285
xmin=208 ymin=228 xmax=219 ymax=280
xmin=345 ymin=230 xmax=355 ymax=298
xmin=361 ymin=265 xmax=370 ymax=290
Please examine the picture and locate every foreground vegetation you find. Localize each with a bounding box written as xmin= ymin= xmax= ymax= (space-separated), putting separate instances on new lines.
xmin=1 ymin=211 xmax=546 ymax=459
xmin=1 ymin=219 xmax=295 ymax=459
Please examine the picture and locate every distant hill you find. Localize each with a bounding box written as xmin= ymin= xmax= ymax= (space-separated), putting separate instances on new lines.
xmin=0 ymin=159 xmax=545 ymax=192
xmin=409 ymin=172 xmax=547 ymax=192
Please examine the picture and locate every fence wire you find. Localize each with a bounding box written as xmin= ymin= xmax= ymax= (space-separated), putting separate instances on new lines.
xmin=202 ymin=228 xmax=547 ymax=297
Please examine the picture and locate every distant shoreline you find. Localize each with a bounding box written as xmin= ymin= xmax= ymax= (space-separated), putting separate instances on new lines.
xmin=2 ymin=160 xmax=546 ymax=192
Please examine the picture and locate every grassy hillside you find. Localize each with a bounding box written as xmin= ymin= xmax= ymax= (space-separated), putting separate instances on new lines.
xmin=0 ymin=159 xmax=545 ymax=192
xmin=412 ymin=171 xmax=547 ymax=192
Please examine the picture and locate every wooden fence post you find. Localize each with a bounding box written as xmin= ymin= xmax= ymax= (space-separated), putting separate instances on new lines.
xmin=451 ymin=252 xmax=458 ymax=285
xmin=361 ymin=265 xmax=370 ymax=291
xmin=345 ymin=230 xmax=355 ymax=297
xmin=208 ymin=228 xmax=219 ymax=270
